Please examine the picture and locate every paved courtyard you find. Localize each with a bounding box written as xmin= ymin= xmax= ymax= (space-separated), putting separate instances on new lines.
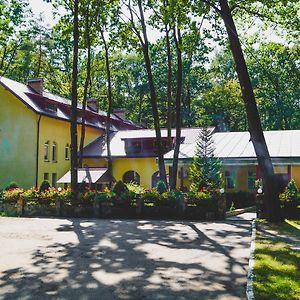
xmin=0 ymin=213 xmax=255 ymax=300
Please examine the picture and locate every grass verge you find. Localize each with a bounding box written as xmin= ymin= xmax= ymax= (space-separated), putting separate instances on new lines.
xmin=254 ymin=219 xmax=300 ymax=300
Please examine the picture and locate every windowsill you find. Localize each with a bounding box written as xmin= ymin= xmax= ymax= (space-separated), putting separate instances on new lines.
xmin=65 ymin=158 xmax=70 ymax=160
xmin=44 ymin=160 xmax=49 ymax=162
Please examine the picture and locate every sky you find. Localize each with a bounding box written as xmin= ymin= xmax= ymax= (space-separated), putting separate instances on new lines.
xmin=28 ymin=0 xmax=60 ymax=27
xmin=28 ymin=0 xmax=284 ymax=47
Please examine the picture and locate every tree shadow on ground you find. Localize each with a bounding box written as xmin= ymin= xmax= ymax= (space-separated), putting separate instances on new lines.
xmin=0 ymin=216 xmax=253 ymax=300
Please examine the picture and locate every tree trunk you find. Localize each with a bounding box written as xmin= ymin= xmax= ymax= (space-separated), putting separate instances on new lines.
xmin=70 ymin=0 xmax=79 ymax=200
xmin=100 ymin=29 xmax=113 ymax=188
xmin=164 ymin=13 xmax=173 ymax=147
xmin=170 ymin=27 xmax=183 ymax=190
xmin=137 ymin=0 xmax=167 ymax=185
xmin=219 ymin=0 xmax=282 ymax=221
xmin=79 ymin=4 xmax=91 ymax=168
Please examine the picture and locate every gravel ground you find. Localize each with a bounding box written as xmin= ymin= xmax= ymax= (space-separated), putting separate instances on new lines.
xmin=0 ymin=213 xmax=255 ymax=300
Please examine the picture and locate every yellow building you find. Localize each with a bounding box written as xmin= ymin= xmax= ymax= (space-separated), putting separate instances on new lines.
xmin=1 ymin=76 xmax=299 ymax=192
xmin=164 ymin=130 xmax=300 ymax=191
xmin=0 ymin=77 xmax=139 ymax=189
xmin=81 ymin=128 xmax=204 ymax=189
xmin=82 ymin=128 xmax=300 ymax=191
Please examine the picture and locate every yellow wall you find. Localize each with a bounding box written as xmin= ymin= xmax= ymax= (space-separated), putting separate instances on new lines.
xmin=112 ymin=157 xmax=158 ymax=187
xmin=274 ymin=165 xmax=288 ymax=174
xmin=221 ymin=165 xmax=257 ymax=192
xmin=38 ymin=116 xmax=103 ymax=187
xmin=0 ymin=85 xmax=38 ymax=189
xmin=83 ymin=158 xmax=107 ymax=167
xmin=291 ymin=166 xmax=300 ymax=188
xmin=84 ymin=157 xmax=186 ymax=189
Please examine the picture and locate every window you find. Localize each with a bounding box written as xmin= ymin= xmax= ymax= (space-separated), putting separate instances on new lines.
xmin=44 ymin=141 xmax=49 ymax=161
xmin=52 ymin=173 xmax=57 ymax=188
xmin=247 ymin=171 xmax=256 ymax=190
xmin=52 ymin=142 xmax=57 ymax=162
xmin=123 ymin=171 xmax=140 ymax=184
xmin=152 ymin=171 xmax=160 ymax=188
xmin=225 ymin=170 xmax=236 ymax=189
xmin=44 ymin=173 xmax=49 ymax=181
xmin=65 ymin=144 xmax=70 ymax=160
xmin=125 ymin=140 xmax=141 ymax=155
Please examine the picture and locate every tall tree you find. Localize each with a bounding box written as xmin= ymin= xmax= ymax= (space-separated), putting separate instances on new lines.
xmin=125 ymin=0 xmax=168 ymax=185
xmin=70 ymin=0 xmax=79 ymax=199
xmin=79 ymin=3 xmax=92 ymax=167
xmin=217 ymin=0 xmax=281 ymax=221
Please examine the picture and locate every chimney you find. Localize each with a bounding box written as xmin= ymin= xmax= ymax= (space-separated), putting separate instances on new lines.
xmin=27 ymin=78 xmax=44 ymax=95
xmin=87 ymin=98 xmax=99 ymax=113
xmin=113 ymin=108 xmax=126 ymax=120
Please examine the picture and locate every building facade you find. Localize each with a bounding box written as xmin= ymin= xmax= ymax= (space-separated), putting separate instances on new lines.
xmin=0 ymin=77 xmax=139 ymax=189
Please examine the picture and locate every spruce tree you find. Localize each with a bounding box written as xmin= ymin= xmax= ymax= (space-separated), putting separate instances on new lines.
xmin=189 ymin=128 xmax=223 ymax=192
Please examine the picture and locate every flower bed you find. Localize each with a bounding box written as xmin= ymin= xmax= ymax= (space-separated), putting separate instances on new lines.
xmin=0 ymin=184 xmax=226 ymax=220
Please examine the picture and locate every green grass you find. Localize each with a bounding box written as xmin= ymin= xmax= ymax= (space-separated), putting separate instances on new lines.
xmin=254 ymin=220 xmax=300 ymax=300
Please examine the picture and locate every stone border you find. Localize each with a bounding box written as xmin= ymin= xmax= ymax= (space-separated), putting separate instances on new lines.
xmin=246 ymin=219 xmax=256 ymax=300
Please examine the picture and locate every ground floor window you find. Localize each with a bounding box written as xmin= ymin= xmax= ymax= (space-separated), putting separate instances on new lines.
xmin=152 ymin=171 xmax=160 ymax=188
xmin=225 ymin=170 xmax=236 ymax=189
xmin=52 ymin=173 xmax=57 ymax=188
xmin=247 ymin=171 xmax=256 ymax=190
xmin=123 ymin=171 xmax=140 ymax=184
xmin=44 ymin=173 xmax=49 ymax=181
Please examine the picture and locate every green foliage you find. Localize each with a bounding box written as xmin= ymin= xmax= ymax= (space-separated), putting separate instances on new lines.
xmin=3 ymin=188 xmax=24 ymax=203
xmin=142 ymin=190 xmax=160 ymax=204
xmin=254 ymin=221 xmax=300 ymax=300
xmin=39 ymin=180 xmax=51 ymax=192
xmin=5 ymin=181 xmax=19 ymax=190
xmin=280 ymin=180 xmax=299 ymax=203
xmin=126 ymin=182 xmax=145 ymax=194
xmin=78 ymin=182 xmax=89 ymax=193
xmin=112 ymin=180 xmax=129 ymax=196
xmin=95 ymin=192 xmax=115 ymax=202
xmin=189 ymin=129 xmax=223 ymax=192
xmin=156 ymin=180 xmax=168 ymax=194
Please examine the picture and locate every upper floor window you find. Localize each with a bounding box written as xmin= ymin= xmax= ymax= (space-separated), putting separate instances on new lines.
xmin=225 ymin=170 xmax=236 ymax=189
xmin=125 ymin=140 xmax=141 ymax=155
xmin=45 ymin=102 xmax=57 ymax=114
xmin=52 ymin=142 xmax=57 ymax=162
xmin=44 ymin=141 xmax=49 ymax=161
xmin=65 ymin=144 xmax=70 ymax=160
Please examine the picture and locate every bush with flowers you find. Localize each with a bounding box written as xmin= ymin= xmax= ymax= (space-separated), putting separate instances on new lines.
xmin=3 ymin=188 xmax=24 ymax=203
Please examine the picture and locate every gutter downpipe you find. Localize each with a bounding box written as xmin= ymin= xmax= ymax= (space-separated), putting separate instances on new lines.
xmin=35 ymin=115 xmax=42 ymax=187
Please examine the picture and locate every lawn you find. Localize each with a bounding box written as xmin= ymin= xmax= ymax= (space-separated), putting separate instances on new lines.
xmin=254 ymin=219 xmax=300 ymax=300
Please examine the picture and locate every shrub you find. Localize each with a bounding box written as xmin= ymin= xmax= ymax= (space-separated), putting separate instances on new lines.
xmin=142 ymin=190 xmax=160 ymax=205
xmin=159 ymin=191 xmax=177 ymax=207
xmin=5 ymin=182 xmax=19 ymax=190
xmin=95 ymin=192 xmax=114 ymax=202
xmin=22 ymin=188 xmax=39 ymax=201
xmin=126 ymin=182 xmax=145 ymax=194
xmin=156 ymin=180 xmax=167 ymax=193
xmin=38 ymin=189 xmax=58 ymax=205
xmin=78 ymin=182 xmax=89 ymax=193
xmin=0 ymin=190 xmax=4 ymax=202
xmin=39 ymin=180 xmax=51 ymax=192
xmin=3 ymin=188 xmax=24 ymax=203
xmin=80 ymin=190 xmax=97 ymax=202
xmin=57 ymin=189 xmax=72 ymax=201
xmin=112 ymin=180 xmax=129 ymax=196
